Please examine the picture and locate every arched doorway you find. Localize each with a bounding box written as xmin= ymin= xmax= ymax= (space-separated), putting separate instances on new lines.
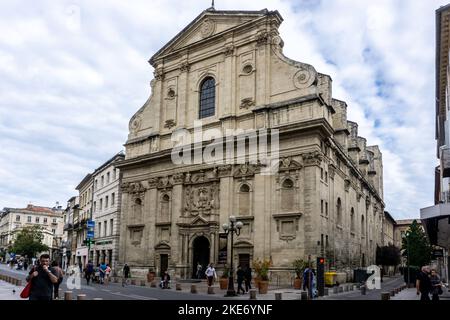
xmin=192 ymin=236 xmax=210 ymax=279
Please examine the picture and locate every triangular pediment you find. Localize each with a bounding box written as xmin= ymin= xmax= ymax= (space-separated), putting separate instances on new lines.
xmin=191 ymin=215 xmax=209 ymax=226
xmin=150 ymin=9 xmax=280 ymax=65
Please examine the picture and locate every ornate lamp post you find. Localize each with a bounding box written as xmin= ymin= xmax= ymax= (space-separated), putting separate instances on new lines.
xmin=222 ymin=215 xmax=243 ymax=297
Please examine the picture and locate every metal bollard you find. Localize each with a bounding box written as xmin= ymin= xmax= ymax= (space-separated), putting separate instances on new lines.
xmin=176 ymin=283 xmax=182 ymax=291
xmin=207 ymin=286 xmax=214 ymax=294
xmin=249 ymin=289 xmax=257 ymax=300
xmin=191 ymin=284 xmax=197 ymax=294
xmin=301 ymin=291 xmax=308 ymax=300
xmin=77 ymin=294 xmax=86 ymax=300
xmin=390 ymin=290 xmax=395 ymax=297
xmin=361 ymin=285 xmax=366 ymax=295
xmin=64 ymin=291 xmax=73 ymax=300
xmin=275 ymin=292 xmax=282 ymax=300
xmin=381 ymin=292 xmax=390 ymax=300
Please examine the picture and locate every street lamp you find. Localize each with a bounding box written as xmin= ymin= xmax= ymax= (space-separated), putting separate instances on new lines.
xmin=403 ymin=231 xmax=411 ymax=288
xmin=222 ymin=215 xmax=243 ymax=297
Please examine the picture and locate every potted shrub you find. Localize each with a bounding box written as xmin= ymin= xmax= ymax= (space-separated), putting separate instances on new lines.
xmin=253 ymin=258 xmax=271 ymax=294
xmin=219 ymin=266 xmax=229 ymax=290
xmin=147 ymin=268 xmax=156 ymax=282
xmin=292 ymin=259 xmax=307 ymax=289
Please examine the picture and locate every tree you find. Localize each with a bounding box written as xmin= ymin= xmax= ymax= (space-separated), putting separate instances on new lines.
xmin=401 ymin=220 xmax=432 ymax=268
xmin=10 ymin=225 xmax=49 ymax=260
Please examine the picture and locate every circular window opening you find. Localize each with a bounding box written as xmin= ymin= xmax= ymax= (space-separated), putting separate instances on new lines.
xmin=243 ymin=64 xmax=253 ymax=74
xmin=168 ymin=89 xmax=175 ymax=98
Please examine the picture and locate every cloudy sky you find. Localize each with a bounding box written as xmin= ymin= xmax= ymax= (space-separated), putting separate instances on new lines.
xmin=0 ymin=0 xmax=446 ymax=218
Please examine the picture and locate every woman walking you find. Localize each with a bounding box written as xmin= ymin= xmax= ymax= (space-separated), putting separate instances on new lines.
xmin=430 ymin=269 xmax=443 ymax=301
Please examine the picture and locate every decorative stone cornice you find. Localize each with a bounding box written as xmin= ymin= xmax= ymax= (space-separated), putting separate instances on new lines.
xmin=172 ymin=173 xmax=185 ymax=185
xmin=180 ymin=61 xmax=191 ymax=73
xmin=301 ymin=151 xmax=323 ymax=166
xmin=223 ymin=45 xmax=235 ymax=57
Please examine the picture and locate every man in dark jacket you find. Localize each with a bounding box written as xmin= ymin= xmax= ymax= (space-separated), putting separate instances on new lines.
xmin=244 ymin=265 xmax=252 ymax=293
xmin=416 ymin=266 xmax=432 ymax=301
xmin=26 ymin=254 xmax=59 ymax=301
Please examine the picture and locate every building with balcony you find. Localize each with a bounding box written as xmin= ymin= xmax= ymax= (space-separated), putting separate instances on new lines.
xmin=91 ymin=152 xmax=124 ymax=270
xmin=74 ymin=174 xmax=93 ymax=269
xmin=61 ymin=196 xmax=78 ymax=270
xmin=420 ymin=4 xmax=450 ymax=283
xmin=0 ymin=204 xmax=64 ymax=261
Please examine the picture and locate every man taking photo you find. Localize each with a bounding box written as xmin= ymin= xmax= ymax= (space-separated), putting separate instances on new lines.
xmin=26 ymin=254 xmax=59 ymax=300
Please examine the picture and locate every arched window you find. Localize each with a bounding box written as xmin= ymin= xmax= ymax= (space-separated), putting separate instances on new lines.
xmin=361 ymin=215 xmax=365 ymax=236
xmin=133 ymin=198 xmax=142 ymax=220
xmin=281 ymin=179 xmax=295 ymax=212
xmin=199 ymin=77 xmax=216 ymax=118
xmin=350 ymin=208 xmax=355 ymax=232
xmin=161 ymin=194 xmax=170 ymax=221
xmin=336 ymin=198 xmax=342 ymax=226
xmin=238 ymin=184 xmax=250 ymax=216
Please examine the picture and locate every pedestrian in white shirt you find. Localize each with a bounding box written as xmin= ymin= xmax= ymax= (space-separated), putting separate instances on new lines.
xmin=205 ymin=263 xmax=217 ymax=287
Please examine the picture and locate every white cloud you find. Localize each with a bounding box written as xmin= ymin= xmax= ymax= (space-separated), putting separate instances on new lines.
xmin=0 ymin=0 xmax=444 ymax=219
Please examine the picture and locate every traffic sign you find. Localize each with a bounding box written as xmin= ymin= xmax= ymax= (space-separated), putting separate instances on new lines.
xmin=87 ymin=231 xmax=94 ymax=239
xmin=87 ymin=220 xmax=95 ymax=228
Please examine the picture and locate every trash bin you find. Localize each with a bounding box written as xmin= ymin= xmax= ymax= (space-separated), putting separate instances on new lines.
xmin=325 ymin=272 xmax=337 ymax=287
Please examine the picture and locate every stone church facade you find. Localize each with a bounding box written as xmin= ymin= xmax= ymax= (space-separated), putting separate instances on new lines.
xmin=116 ymin=8 xmax=385 ymax=283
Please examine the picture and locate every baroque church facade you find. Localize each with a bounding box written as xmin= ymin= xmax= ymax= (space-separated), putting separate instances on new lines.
xmin=116 ymin=8 xmax=385 ymax=283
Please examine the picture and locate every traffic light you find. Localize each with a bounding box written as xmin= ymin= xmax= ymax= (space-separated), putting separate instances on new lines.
xmin=316 ymin=257 xmax=325 ymax=297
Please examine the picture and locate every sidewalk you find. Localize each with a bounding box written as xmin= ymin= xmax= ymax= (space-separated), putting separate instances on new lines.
xmin=391 ymin=287 xmax=450 ymax=300
xmin=0 ymin=280 xmax=23 ymax=300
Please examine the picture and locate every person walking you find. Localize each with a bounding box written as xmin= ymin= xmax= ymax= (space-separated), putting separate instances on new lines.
xmin=196 ymin=262 xmax=203 ymax=279
xmin=205 ymin=263 xmax=217 ymax=287
xmin=430 ymin=269 xmax=443 ymax=301
xmin=78 ymin=261 xmax=83 ymax=274
xmin=236 ymin=265 xmax=246 ymax=294
xmin=85 ymin=260 xmax=94 ymax=285
xmin=51 ymin=261 xmax=64 ymax=300
xmin=244 ymin=265 xmax=252 ymax=293
xmin=416 ymin=266 xmax=432 ymax=301
xmin=122 ymin=263 xmax=131 ymax=287
xmin=23 ymin=260 xmax=28 ymax=271
xmin=99 ymin=262 xmax=107 ymax=284
xmin=105 ymin=264 xmax=111 ymax=285
xmin=26 ymin=254 xmax=59 ymax=301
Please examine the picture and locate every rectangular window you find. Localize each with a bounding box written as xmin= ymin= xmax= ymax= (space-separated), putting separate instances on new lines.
xmin=95 ymin=180 xmax=98 ymax=190
xmin=107 ymin=172 xmax=110 ymax=184
xmin=113 ymin=169 xmax=116 ymax=180
xmin=35 ymin=217 xmax=39 ymax=223
xmin=105 ymin=196 xmax=109 ymax=209
xmin=27 ymin=216 xmax=31 ymax=223
xmin=321 ymin=200 xmax=324 ymax=214
xmin=110 ymin=219 xmax=113 ymax=235
xmin=93 ymin=201 xmax=96 ymax=212
xmin=53 ymin=218 xmax=56 ymax=223
xmin=43 ymin=218 xmax=47 ymax=224
xmin=98 ymin=222 xmax=102 ymax=237
xmin=320 ymin=168 xmax=324 ymax=180
xmin=104 ymin=221 xmax=107 ymax=237
xmin=52 ymin=229 xmax=55 ymax=234
xmin=101 ymin=176 xmax=104 ymax=187
xmin=325 ymin=202 xmax=328 ymax=215
xmin=112 ymin=193 xmax=115 ymax=206
xmin=100 ymin=199 xmax=103 ymax=211
xmin=325 ymin=171 xmax=328 ymax=182
xmin=16 ymin=215 xmax=20 ymax=222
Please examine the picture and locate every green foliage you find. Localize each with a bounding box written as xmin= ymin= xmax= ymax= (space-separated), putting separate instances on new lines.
xmin=292 ymin=259 xmax=308 ymax=278
xmin=401 ymin=220 xmax=432 ymax=268
xmin=376 ymin=245 xmax=401 ymax=266
xmin=10 ymin=226 xmax=49 ymax=259
xmin=253 ymin=258 xmax=271 ymax=281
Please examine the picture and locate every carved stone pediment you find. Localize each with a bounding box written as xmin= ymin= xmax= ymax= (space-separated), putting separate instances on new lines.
xmin=184 ymin=182 xmax=220 ymax=217
xmin=122 ymin=182 xmax=146 ymax=199
xmin=233 ymin=163 xmax=259 ymax=177
xmin=155 ymin=241 xmax=171 ymax=250
xmin=278 ymin=156 xmax=303 ymax=171
xmin=190 ymin=216 xmax=209 ymax=226
xmin=302 ymin=151 xmax=323 ymax=166
xmin=157 ymin=176 xmax=173 ymax=189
